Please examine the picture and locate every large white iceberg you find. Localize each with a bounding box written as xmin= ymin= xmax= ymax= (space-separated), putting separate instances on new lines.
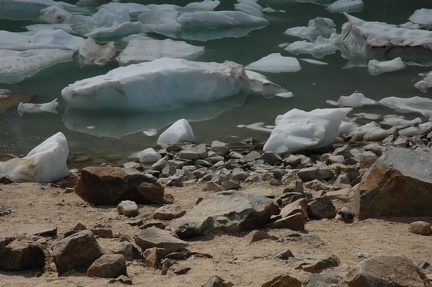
xmin=263 ymin=108 xmax=352 ymax=154
xmin=245 ymin=53 xmax=301 ymax=73
xmin=157 ymin=118 xmax=194 ymax=145
xmin=0 ymin=132 xmax=69 ymax=182
xmin=409 ymin=8 xmax=432 ymax=28
xmin=62 ymin=57 xmax=249 ymax=111
xmin=284 ymin=17 xmax=336 ymax=41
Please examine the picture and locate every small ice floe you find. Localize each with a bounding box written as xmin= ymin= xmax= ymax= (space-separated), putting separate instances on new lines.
xmin=130 ymin=147 xmax=161 ymax=164
xmin=368 ymin=57 xmax=406 ymax=75
xmin=263 ymin=108 xmax=352 ymax=154
xmin=285 ymin=33 xmax=340 ymax=58
xmin=78 ymin=38 xmax=116 ymax=66
xmin=0 ymin=132 xmax=69 ymax=182
xmin=17 ymin=99 xmax=58 ymax=116
xmin=326 ymin=0 xmax=364 ymax=13
xmin=399 ymin=122 xmax=432 ymax=137
xmin=235 ymin=0 xmax=264 ymax=17
xmin=245 ymin=70 xmax=289 ymax=97
xmin=143 ymin=129 xmax=158 ymax=136
xmin=275 ymin=92 xmax=294 ymax=98
xmin=409 ymin=8 xmax=432 ymax=28
xmin=354 ymin=113 xmax=382 ymax=121
xmin=380 ymin=116 xmax=422 ymax=129
xmin=244 ymin=122 xmax=273 ymax=133
xmin=349 ymin=122 xmax=395 ymax=141
xmin=117 ymin=36 xmax=204 ymax=65
xmin=327 ymin=92 xmax=377 ymax=108
xmin=246 ymin=53 xmax=301 ymax=73
xmin=284 ymin=17 xmax=336 ymax=41
xmin=379 ymin=96 xmax=432 ymax=117
xmin=262 ymin=7 xmax=284 ymax=13
xmin=157 ymin=118 xmax=194 ymax=145
xmin=414 ymin=71 xmax=432 ymax=93
xmin=300 ymin=58 xmax=328 ymax=65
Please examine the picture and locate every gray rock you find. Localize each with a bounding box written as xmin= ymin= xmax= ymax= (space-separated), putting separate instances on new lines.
xmin=267 ymin=212 xmax=305 ymax=231
xmin=343 ymin=255 xmax=429 ymax=287
xmin=221 ymin=179 xmax=241 ymax=190
xmin=355 ymin=147 xmax=432 ymax=219
xmin=52 ymin=230 xmax=104 ymax=275
xmin=290 ymin=254 xmax=339 ymax=273
xmin=304 ymin=179 xmax=332 ymax=191
xmin=151 ymin=156 xmax=169 ymax=171
xmin=409 ymin=221 xmax=432 ymax=236
xmin=87 ymin=254 xmax=127 ymax=278
xmin=262 ymin=151 xmax=282 ymax=165
xmin=333 ymin=173 xmax=351 ymax=189
xmin=335 ymin=207 xmax=355 ymax=223
xmin=297 ymin=167 xmax=334 ymax=182
xmin=327 ymin=155 xmax=345 ymax=164
xmin=333 ymin=145 xmax=353 ymax=158
xmin=143 ymin=247 xmax=168 ymax=269
xmin=261 ymin=273 xmax=301 ymax=287
xmin=243 ymin=151 xmax=261 ymax=162
xmin=111 ymin=241 xmax=141 ymax=261
xmin=244 ymin=230 xmax=276 ymax=244
xmin=281 ymin=198 xmax=308 ymax=219
xmin=171 ymin=191 xmax=279 ymax=239
xmin=0 ymin=206 xmax=11 ymax=216
xmin=211 ymin=140 xmax=230 ymax=157
xmin=75 ymin=166 xmax=164 ymax=205
xmin=283 ymin=154 xmax=303 ymax=168
xmin=176 ymin=150 xmax=199 ymax=161
xmin=281 ymin=171 xmax=304 ymax=193
xmin=153 ymin=204 xmax=186 ymax=220
xmin=273 ymin=249 xmax=294 ymax=260
xmin=0 ymin=237 xmax=45 ymax=271
xmin=134 ymin=226 xmax=189 ymax=252
xmin=307 ymin=197 xmax=336 ymax=220
xmin=303 ymin=273 xmax=343 ymax=287
xmin=204 ymin=275 xmax=234 ymax=287
xmin=117 ymin=200 xmax=139 ymax=217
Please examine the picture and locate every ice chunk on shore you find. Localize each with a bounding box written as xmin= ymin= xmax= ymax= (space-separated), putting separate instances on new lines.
xmin=379 ymin=96 xmax=432 ymax=117
xmin=285 ymin=33 xmax=340 ymax=58
xmin=263 ymin=108 xmax=352 ymax=154
xmin=409 ymin=9 xmax=432 ymax=28
xmin=326 ymin=0 xmax=363 ymax=13
xmin=329 ymin=92 xmax=377 ymax=108
xmin=17 ymin=98 xmax=58 ymax=116
xmin=245 ymin=53 xmax=301 ymax=73
xmin=130 ymin=148 xmax=161 ymax=164
xmin=368 ymin=57 xmax=405 ymax=75
xmin=157 ymin=119 xmax=194 ymax=145
xmin=62 ymin=57 xmax=249 ymax=111
xmin=399 ymin=122 xmax=432 ymax=136
xmin=349 ymin=122 xmax=395 ymax=141
xmin=0 ymin=49 xmax=74 ymax=84
xmin=78 ymin=38 xmax=116 ymax=66
xmin=414 ymin=71 xmax=432 ymax=93
xmin=284 ymin=17 xmax=336 ymax=41
xmin=117 ymin=36 xmax=204 ymax=65
xmin=0 ymin=132 xmax=69 ymax=182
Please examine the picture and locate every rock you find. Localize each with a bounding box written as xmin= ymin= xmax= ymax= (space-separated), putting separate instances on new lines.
xmin=283 ymin=154 xmax=302 ymax=168
xmin=109 ymin=275 xmax=133 ymax=285
xmin=143 ymin=247 xmax=169 ymax=269
xmin=303 ymin=273 xmax=343 ymax=287
xmin=134 ymin=226 xmax=189 ymax=252
xmin=335 ymin=207 xmax=355 ymax=223
xmin=333 ymin=145 xmax=353 ymax=158
xmin=117 ymin=200 xmax=139 ymax=217
xmin=52 ymin=230 xmax=104 ymax=275
xmin=151 ymin=156 xmax=169 ymax=171
xmin=276 ymin=192 xmax=305 ymax=208
xmin=63 ymin=223 xmax=87 ymax=237
xmin=157 ymin=118 xmax=194 ymax=145
xmin=0 ymin=205 xmax=12 ymax=216
xmin=176 ymin=150 xmax=199 ymax=161
xmin=333 ymin=173 xmax=351 ymax=189
xmin=297 ymin=167 xmax=334 ymax=181
xmin=153 ymin=204 xmax=186 ymax=220
xmin=243 ymin=150 xmax=261 ymax=162
xmin=281 ymin=171 xmax=304 ymax=193
xmin=136 ymin=148 xmax=161 ymax=164
xmin=273 ymin=249 xmax=294 ymax=260
xmin=261 ymin=151 xmax=282 ymax=165
xmin=267 ymin=212 xmax=305 ymax=231
xmin=0 ymin=238 xmax=45 ymax=271
xmin=204 ymin=275 xmax=234 ymax=287
xmin=203 ymin=181 xmax=224 ymax=191
xmin=290 ymin=254 xmax=339 ymax=273
xmin=171 ymin=191 xmax=279 ymax=239
xmin=87 ymin=254 xmax=127 ymax=278
xmin=261 ymin=273 xmax=301 ymax=287
xmin=343 ymin=255 xmax=429 ymax=287
xmin=111 ymin=241 xmax=142 ymax=261
xmin=75 ymin=166 xmax=164 ymax=205
xmin=281 ymin=198 xmax=308 ymax=219
xmin=211 ymin=140 xmax=230 ymax=157
xmin=409 ymin=221 xmax=432 ymax=236
xmin=91 ymin=226 xmax=114 ymax=238
xmin=307 ymin=197 xmax=336 ymax=220
xmin=355 ymin=147 xmax=432 ymax=219
xmin=221 ymin=179 xmax=241 ymax=190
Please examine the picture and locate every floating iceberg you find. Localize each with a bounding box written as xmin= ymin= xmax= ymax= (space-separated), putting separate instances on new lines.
xmin=414 ymin=71 xmax=432 ymax=93
xmin=17 ymin=98 xmax=58 ymax=116
xmin=157 ymin=118 xmax=194 ymax=145
xmin=62 ymin=57 xmax=249 ymax=111
xmin=327 ymin=92 xmax=377 ymax=108
xmin=263 ymin=108 xmax=352 ymax=155
xmin=117 ymin=36 xmax=204 ymax=65
xmin=0 ymin=132 xmax=69 ymax=182
xmin=177 ymin=10 xmax=268 ymax=28
xmin=379 ymin=96 xmax=432 ymax=117
xmin=326 ymin=0 xmax=363 ymax=13
xmin=0 ymin=49 xmax=74 ymax=84
xmin=78 ymin=37 xmax=117 ymax=66
xmin=284 ymin=17 xmax=336 ymax=41
xmin=235 ymin=0 xmax=263 ymax=17
xmin=245 ymin=53 xmax=301 ymax=73
xmin=245 ymin=70 xmax=288 ymax=98
xmin=285 ymin=33 xmax=340 ymax=58
xmin=409 ymin=8 xmax=432 ymax=28
xmin=368 ymin=57 xmax=406 ymax=75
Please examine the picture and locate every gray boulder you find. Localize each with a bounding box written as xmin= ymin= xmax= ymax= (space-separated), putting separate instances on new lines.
xmin=0 ymin=237 xmax=45 ymax=271
xmin=75 ymin=166 xmax=164 ymax=205
xmin=134 ymin=227 xmax=189 ymax=252
xmin=307 ymin=197 xmax=336 ymax=220
xmin=87 ymin=254 xmax=127 ymax=278
xmin=171 ymin=191 xmax=279 ymax=239
xmin=153 ymin=204 xmax=186 ymax=220
xmin=342 ymin=255 xmax=429 ymax=287
xmin=355 ymin=147 xmax=432 ymax=219
xmin=52 ymin=230 xmax=103 ymax=275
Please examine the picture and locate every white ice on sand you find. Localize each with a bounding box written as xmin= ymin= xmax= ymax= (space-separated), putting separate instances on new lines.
xmin=157 ymin=119 xmax=194 ymax=145
xmin=414 ymin=71 xmax=432 ymax=93
xmin=130 ymin=147 xmax=161 ymax=164
xmin=326 ymin=0 xmax=363 ymax=13
xmin=0 ymin=49 xmax=74 ymax=84
xmin=245 ymin=53 xmax=301 ymax=73
xmin=263 ymin=108 xmax=352 ymax=154
xmin=117 ymin=36 xmax=204 ymax=65
xmin=17 ymin=98 xmax=58 ymax=116
xmin=284 ymin=17 xmax=336 ymax=41
xmin=348 ymin=122 xmax=395 ymax=141
xmin=0 ymin=132 xmax=69 ymax=182
xmin=368 ymin=57 xmax=405 ymax=75
xmin=379 ymin=96 xmax=432 ymax=117
xmin=326 ymin=92 xmax=377 ymax=108
xmin=409 ymin=8 xmax=432 ymax=28
xmin=62 ymin=57 xmax=249 ymax=111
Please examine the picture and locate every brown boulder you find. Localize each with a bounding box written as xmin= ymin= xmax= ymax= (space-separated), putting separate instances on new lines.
xmin=0 ymin=237 xmax=45 ymax=271
xmin=87 ymin=254 xmax=127 ymax=278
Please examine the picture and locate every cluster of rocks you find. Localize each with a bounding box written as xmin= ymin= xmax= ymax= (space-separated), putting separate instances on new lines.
xmin=2 ymin=133 xmax=432 ymax=286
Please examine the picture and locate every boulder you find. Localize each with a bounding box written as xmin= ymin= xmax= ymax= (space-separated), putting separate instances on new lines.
xmin=87 ymin=254 xmax=127 ymax=278
xmin=171 ymin=191 xmax=279 ymax=239
xmin=297 ymin=167 xmax=334 ymax=181
xmin=153 ymin=204 xmax=186 ymax=220
xmin=52 ymin=230 xmax=104 ymax=275
xmin=261 ymin=273 xmax=301 ymax=287
xmin=342 ymin=255 xmax=429 ymax=287
xmin=355 ymin=147 xmax=432 ymax=219
xmin=0 ymin=237 xmax=45 ymax=271
xmin=307 ymin=197 xmax=336 ymax=219
xmin=134 ymin=227 xmax=189 ymax=252
xmin=117 ymin=200 xmax=139 ymax=217
xmin=267 ymin=212 xmax=305 ymax=231
xmin=409 ymin=221 xmax=432 ymax=236
xmin=75 ymin=166 xmax=164 ymax=205
xmin=143 ymin=247 xmax=169 ymax=269
xmin=303 ymin=273 xmax=343 ymax=287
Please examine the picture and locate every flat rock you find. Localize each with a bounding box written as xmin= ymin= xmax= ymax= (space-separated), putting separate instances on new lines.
xmin=171 ymin=190 xmax=279 ymax=239
xmin=153 ymin=204 xmax=186 ymax=220
xmin=75 ymin=166 xmax=164 ymax=205
xmin=409 ymin=221 xmax=432 ymax=236
xmin=303 ymin=273 xmax=343 ymax=287
xmin=297 ymin=167 xmax=334 ymax=181
xmin=0 ymin=237 xmax=45 ymax=271
xmin=290 ymin=254 xmax=339 ymax=273
xmin=267 ymin=212 xmax=305 ymax=231
xmin=134 ymin=226 xmax=189 ymax=252
xmin=355 ymin=147 xmax=432 ymax=218
xmin=261 ymin=273 xmax=301 ymax=287
xmin=87 ymin=254 xmax=127 ymax=278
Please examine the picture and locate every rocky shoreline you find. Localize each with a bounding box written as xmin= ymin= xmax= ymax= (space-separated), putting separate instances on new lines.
xmin=2 ymin=131 xmax=432 ymax=286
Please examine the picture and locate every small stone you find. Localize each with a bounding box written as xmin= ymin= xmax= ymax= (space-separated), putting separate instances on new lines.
xmin=336 ymin=207 xmax=355 ymax=223
xmin=261 ymin=273 xmax=301 ymax=287
xmin=242 ymin=151 xmax=261 ymax=162
xmin=273 ymin=249 xmax=294 ymax=260
xmin=297 ymin=167 xmax=334 ymax=181
xmin=153 ymin=204 xmax=186 ymax=220
xmin=203 ymin=181 xmax=224 ymax=192
xmin=261 ymin=151 xmax=282 ymax=165
xmin=307 ymin=197 xmax=336 ymax=220
xmin=409 ymin=221 xmax=432 ymax=236
xmin=87 ymin=254 xmax=127 ymax=278
xmin=211 ymin=140 xmax=230 ymax=157
xmin=204 ymin=275 xmax=234 ymax=287
xmin=117 ymin=200 xmax=139 ymax=217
